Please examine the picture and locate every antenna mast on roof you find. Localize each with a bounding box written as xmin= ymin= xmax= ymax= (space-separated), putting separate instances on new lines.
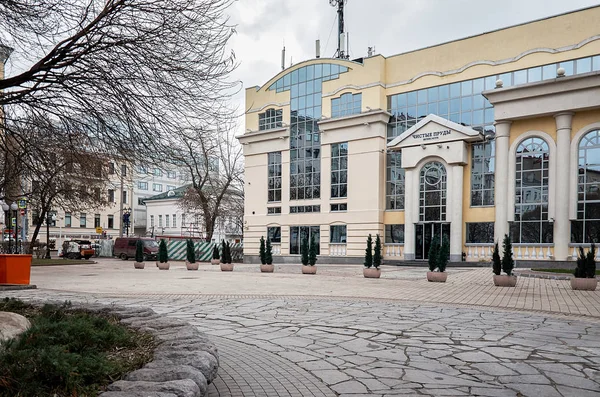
xmin=330 ymin=0 xmax=349 ymax=59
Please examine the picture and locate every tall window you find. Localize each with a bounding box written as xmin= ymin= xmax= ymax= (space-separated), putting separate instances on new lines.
xmin=109 ymin=162 xmax=115 ymax=174
xmin=172 ymin=214 xmax=177 ymax=228
xmin=165 ymin=215 xmax=170 ymax=228
xmin=154 ymin=168 xmax=162 ymax=177
xmin=471 ymin=142 xmax=495 ymax=206
xmin=420 ymin=162 xmax=447 ymax=222
xmin=108 ymin=189 xmax=115 ymax=203
xmin=331 ymin=93 xmax=361 ymax=118
xmin=466 ymin=222 xmax=494 ymax=243
xmin=331 ymin=142 xmax=348 ymax=198
xmin=94 ymin=214 xmax=101 ymax=228
xmin=122 ymin=191 xmax=128 ymax=204
xmin=386 ymin=152 xmax=405 ymax=209
xmin=330 ymin=225 xmax=347 ymax=243
xmin=512 ymin=137 xmax=552 ymax=243
xmin=289 ymin=226 xmax=320 ymax=255
xmin=158 ymin=215 xmax=163 ymax=227
xmin=153 ymin=183 xmax=163 ymax=192
xmin=80 ymin=213 xmax=86 ymax=228
xmin=138 ymin=182 xmax=148 ymax=190
xmin=267 ymin=227 xmax=281 ymax=243
xmin=259 ymin=109 xmax=283 ymax=130
xmin=268 ymin=152 xmax=282 ymax=202
xmin=572 ymin=129 xmax=600 ymax=243
xmin=385 ymin=225 xmax=405 ymax=244
xmin=108 ymin=215 xmax=114 ymax=229
xmin=167 ymin=171 xmax=176 ymax=179
xmin=150 ymin=215 xmax=154 ymax=228
xmin=65 ymin=212 xmax=72 ymax=228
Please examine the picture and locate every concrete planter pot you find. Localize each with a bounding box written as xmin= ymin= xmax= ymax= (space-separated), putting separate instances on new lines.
xmin=260 ymin=264 xmax=275 ymax=273
xmin=363 ymin=268 xmax=381 ymax=278
xmin=210 ymin=259 xmax=220 ymax=265
xmin=220 ymin=263 xmax=234 ymax=272
xmin=302 ymin=265 xmax=317 ymax=274
xmin=571 ymin=277 xmax=597 ymax=291
xmin=493 ymin=274 xmax=517 ymax=287
xmin=427 ymin=271 xmax=447 ymax=282
xmin=134 ymin=261 xmax=145 ymax=270
xmin=156 ymin=261 xmax=170 ymax=270
xmin=186 ymin=261 xmax=199 ymax=271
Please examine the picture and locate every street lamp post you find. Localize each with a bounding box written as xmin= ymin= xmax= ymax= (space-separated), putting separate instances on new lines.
xmin=45 ymin=212 xmax=56 ymax=259
xmin=1 ymin=202 xmax=9 ymax=253
xmin=10 ymin=202 xmax=18 ymax=253
xmin=123 ymin=207 xmax=132 ymax=237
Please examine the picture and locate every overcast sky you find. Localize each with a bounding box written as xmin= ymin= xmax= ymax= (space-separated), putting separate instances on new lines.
xmin=228 ymin=0 xmax=599 ymax=119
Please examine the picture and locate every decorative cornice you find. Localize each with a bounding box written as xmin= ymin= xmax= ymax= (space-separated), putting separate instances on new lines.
xmin=247 ymin=102 xmax=289 ymax=114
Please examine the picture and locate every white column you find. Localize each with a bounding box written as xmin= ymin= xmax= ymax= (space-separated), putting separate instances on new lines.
xmin=403 ymin=169 xmax=416 ymax=260
xmin=554 ymin=112 xmax=574 ymax=260
xmin=494 ymin=121 xmax=512 ymax=243
xmin=450 ymin=164 xmax=464 ymax=262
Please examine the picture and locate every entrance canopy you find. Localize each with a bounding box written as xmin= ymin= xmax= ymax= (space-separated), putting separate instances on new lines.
xmin=387 ymin=114 xmax=483 ymax=150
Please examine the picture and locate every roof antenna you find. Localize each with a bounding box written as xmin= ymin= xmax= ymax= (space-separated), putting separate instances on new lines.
xmin=330 ymin=0 xmax=349 ymax=59
xmin=281 ymin=46 xmax=286 ymax=70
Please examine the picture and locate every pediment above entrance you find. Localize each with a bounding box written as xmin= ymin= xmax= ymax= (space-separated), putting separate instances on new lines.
xmin=387 ymin=114 xmax=483 ymax=150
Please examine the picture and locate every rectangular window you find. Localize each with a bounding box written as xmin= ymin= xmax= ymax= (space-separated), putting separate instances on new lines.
xmin=258 ymin=108 xmax=283 ymax=130
xmin=471 ymin=142 xmax=495 ymax=206
xmin=154 ymin=168 xmax=162 ymax=177
xmin=330 ymin=225 xmax=347 ymax=243
xmin=80 ymin=213 xmax=86 ymax=228
xmin=172 ymin=214 xmax=177 ymax=228
xmin=150 ymin=215 xmax=154 ymax=228
xmin=108 ymin=215 xmax=114 ymax=229
xmin=122 ymin=191 xmax=128 ymax=204
xmin=386 ymin=152 xmax=405 ymax=210
xmin=153 ymin=183 xmax=163 ymax=192
xmin=167 ymin=185 xmax=176 ymax=191
xmin=108 ymin=189 xmax=115 ymax=203
xmin=158 ymin=215 xmax=163 ymax=227
xmin=167 ymin=171 xmax=177 ymax=179
xmin=289 ymin=226 xmax=320 ymax=255
xmin=290 ymin=205 xmax=320 ymax=213
xmin=268 ymin=207 xmax=282 ymax=215
xmin=466 ymin=222 xmax=494 ymax=244
xmin=94 ymin=214 xmax=101 ymax=228
xmin=385 ymin=225 xmax=405 ymax=244
xmin=121 ymin=164 xmax=127 ymax=177
xmin=109 ymin=162 xmax=115 ymax=174
xmin=331 ymin=142 xmax=348 ymax=198
xmin=331 ymin=93 xmax=362 ymax=118
xmin=138 ymin=182 xmax=148 ymax=190
xmin=268 ymin=152 xmax=282 ymax=202
xmin=330 ymin=203 xmax=347 ymax=212
xmin=138 ymin=165 xmax=147 ymax=174
xmin=181 ymin=214 xmax=186 ymax=227
xmin=138 ymin=198 xmax=146 ymax=206
xmin=165 ymin=215 xmax=170 ymax=228
xmin=65 ymin=212 xmax=72 ymax=228
xmin=267 ymin=227 xmax=281 ymax=243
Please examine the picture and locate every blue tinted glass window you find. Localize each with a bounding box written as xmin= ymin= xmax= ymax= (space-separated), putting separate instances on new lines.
xmin=439 ymin=85 xmax=450 ymax=100
xmin=542 ymin=64 xmax=555 ymax=80
xmin=291 ymin=69 xmax=299 ymax=84
xmin=323 ymin=64 xmax=331 ymax=76
xmin=428 ymin=87 xmax=439 ymax=102
xmin=450 ymin=83 xmax=461 ymax=98
xmin=499 ymin=72 xmax=512 ymax=87
xmin=407 ymin=91 xmax=417 ymax=106
xmin=513 ymin=70 xmax=527 ymax=85
xmin=461 ymin=80 xmax=472 ymax=96
xmin=485 ymin=76 xmax=497 ymax=90
xmin=594 ymin=56 xmax=600 ymax=71
xmin=528 ymin=67 xmax=542 ymax=83
xmin=576 ymin=57 xmax=592 ymax=74
xmin=417 ymin=90 xmax=427 ymax=104
xmin=560 ymin=60 xmax=574 ymax=76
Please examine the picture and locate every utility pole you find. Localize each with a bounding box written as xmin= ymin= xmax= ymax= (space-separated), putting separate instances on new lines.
xmin=118 ymin=164 xmax=126 ymax=238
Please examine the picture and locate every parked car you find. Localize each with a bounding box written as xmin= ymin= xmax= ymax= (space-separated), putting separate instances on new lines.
xmin=61 ymin=240 xmax=96 ymax=260
xmin=113 ymin=237 xmax=159 ymax=261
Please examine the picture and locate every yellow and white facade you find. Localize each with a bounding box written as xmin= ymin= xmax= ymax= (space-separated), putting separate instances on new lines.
xmin=240 ymin=6 xmax=600 ymax=263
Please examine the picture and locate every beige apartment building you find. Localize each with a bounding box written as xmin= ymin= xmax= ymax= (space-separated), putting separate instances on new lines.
xmin=240 ymin=6 xmax=600 ymax=264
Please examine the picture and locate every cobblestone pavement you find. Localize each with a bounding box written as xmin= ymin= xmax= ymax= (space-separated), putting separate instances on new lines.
xmin=2 ymin=287 xmax=600 ymax=397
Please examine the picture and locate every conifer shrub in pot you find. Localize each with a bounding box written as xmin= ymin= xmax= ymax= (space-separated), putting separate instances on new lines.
xmin=134 ymin=239 xmax=145 ymax=269
xmin=185 ymin=239 xmax=199 ymax=270
xmin=260 ymin=236 xmax=275 ymax=273
xmin=211 ymin=245 xmax=220 ymax=265
xmin=571 ymin=244 xmax=597 ymax=291
xmin=220 ymin=240 xmax=234 ymax=271
xmin=493 ymin=235 xmax=517 ymax=287
xmin=301 ymin=235 xmax=317 ymax=274
xmin=426 ymin=235 xmax=448 ymax=282
xmin=363 ymin=234 xmax=382 ymax=278
xmin=156 ymin=239 xmax=170 ymax=270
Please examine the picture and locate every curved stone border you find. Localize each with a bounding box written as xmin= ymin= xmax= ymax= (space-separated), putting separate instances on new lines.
xmin=13 ymin=300 xmax=218 ymax=397
xmin=514 ymin=270 xmax=571 ymax=280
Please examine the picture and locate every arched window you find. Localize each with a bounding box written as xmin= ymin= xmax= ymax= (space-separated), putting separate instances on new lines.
xmin=511 ymin=137 xmax=552 ymax=243
xmin=572 ymin=130 xmax=600 ymax=243
xmin=419 ymin=161 xmax=447 ymax=222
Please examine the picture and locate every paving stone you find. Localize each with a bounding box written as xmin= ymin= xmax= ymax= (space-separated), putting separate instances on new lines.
xmin=497 ymin=374 xmax=551 ymax=385
xmin=472 ymin=363 xmax=519 ymax=376
xmin=469 ymin=387 xmax=518 ymax=397
xmin=556 ymin=386 xmax=600 ymax=397
xmin=502 ymin=383 xmax=561 ymax=397
xmin=331 ymin=380 xmax=369 ymax=394
xmin=403 ymin=369 xmax=484 ymax=387
xmin=315 ymin=369 xmax=352 ymax=385
xmin=543 ymin=371 xmax=599 ymax=389
xmin=453 ymin=351 xmax=498 ymax=363
xmin=107 ymin=379 xmax=200 ymax=397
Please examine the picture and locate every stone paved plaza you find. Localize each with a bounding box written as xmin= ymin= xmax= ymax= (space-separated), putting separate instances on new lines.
xmin=2 ymin=259 xmax=600 ymax=396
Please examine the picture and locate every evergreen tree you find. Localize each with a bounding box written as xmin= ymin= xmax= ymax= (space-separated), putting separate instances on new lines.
xmin=225 ymin=241 xmax=232 ymax=264
xmin=373 ymin=234 xmax=382 ymax=269
xmin=586 ymin=243 xmax=596 ymax=278
xmin=158 ymin=239 xmax=168 ymax=263
xmin=364 ymin=234 xmax=373 ymax=268
xmin=575 ymin=246 xmax=586 ymax=278
xmin=301 ymin=236 xmax=309 ymax=266
xmin=501 ymin=234 xmax=514 ymax=276
xmin=186 ymin=239 xmax=196 ymax=263
xmin=212 ymin=245 xmax=220 ymax=260
xmin=492 ymin=242 xmax=501 ymax=275
xmin=259 ymin=236 xmax=266 ymax=265
xmin=428 ymin=235 xmax=440 ymax=272
xmin=265 ymin=238 xmax=273 ymax=265
xmin=308 ymin=233 xmax=318 ymax=266
xmin=135 ymin=239 xmax=144 ymax=263
xmin=438 ymin=236 xmax=450 ymax=272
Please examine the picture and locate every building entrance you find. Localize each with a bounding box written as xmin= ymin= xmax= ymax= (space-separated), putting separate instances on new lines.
xmin=415 ymin=223 xmax=450 ymax=260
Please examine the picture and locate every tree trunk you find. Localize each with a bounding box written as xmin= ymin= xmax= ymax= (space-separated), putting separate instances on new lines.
xmin=28 ymin=208 xmax=46 ymax=254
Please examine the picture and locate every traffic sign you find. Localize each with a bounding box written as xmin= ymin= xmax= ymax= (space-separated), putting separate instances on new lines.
xmin=17 ymin=199 xmax=27 ymax=209
xmin=11 ymin=218 xmax=16 ymax=226
xmin=95 ymin=227 xmax=103 ymax=234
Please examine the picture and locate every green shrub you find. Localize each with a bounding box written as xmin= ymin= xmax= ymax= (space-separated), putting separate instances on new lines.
xmin=212 ymin=245 xmax=220 ymax=260
xmin=265 ymin=238 xmax=273 ymax=265
xmin=364 ymin=234 xmax=373 ymax=268
xmin=575 ymin=243 xmax=597 ymax=278
xmin=226 ymin=241 xmax=232 ymax=264
xmin=428 ymin=235 xmax=440 ymax=272
xmin=373 ymin=234 xmax=382 ymax=269
xmin=438 ymin=236 xmax=450 ymax=272
xmin=301 ymin=236 xmax=309 ymax=266
xmin=158 ymin=239 xmax=168 ymax=263
xmin=220 ymin=240 xmax=231 ymax=264
xmin=501 ymin=234 xmax=514 ymax=276
xmin=186 ymin=239 xmax=196 ymax=263
xmin=308 ymin=233 xmax=318 ymax=266
xmin=492 ymin=242 xmax=501 ymax=275
xmin=135 ymin=239 xmax=144 ymax=263
xmin=259 ymin=236 xmax=266 ymax=265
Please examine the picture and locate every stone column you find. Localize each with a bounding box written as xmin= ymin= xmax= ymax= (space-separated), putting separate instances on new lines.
xmin=554 ymin=112 xmax=574 ymax=260
xmin=450 ymin=165 xmax=464 ymax=262
xmin=403 ymin=169 xmax=416 ymax=260
xmin=494 ymin=121 xmax=512 ymax=243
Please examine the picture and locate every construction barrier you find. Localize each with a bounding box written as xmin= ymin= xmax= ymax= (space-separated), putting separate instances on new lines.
xmin=164 ymin=239 xmax=242 ymax=262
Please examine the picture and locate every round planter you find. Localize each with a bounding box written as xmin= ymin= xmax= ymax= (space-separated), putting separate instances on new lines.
xmin=493 ymin=274 xmax=517 ymax=287
xmin=571 ymin=277 xmax=597 ymax=291
xmin=363 ymin=268 xmax=381 ymax=278
xmin=427 ymin=271 xmax=447 ymax=282
xmin=211 ymin=259 xmax=220 ymax=265
xmin=156 ymin=261 xmax=170 ymax=270
xmin=186 ymin=261 xmax=199 ymax=271
xmin=302 ymin=265 xmax=317 ymax=274
xmin=134 ymin=261 xmax=145 ymax=270
xmin=220 ymin=263 xmax=234 ymax=272
xmin=260 ymin=264 xmax=275 ymax=273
